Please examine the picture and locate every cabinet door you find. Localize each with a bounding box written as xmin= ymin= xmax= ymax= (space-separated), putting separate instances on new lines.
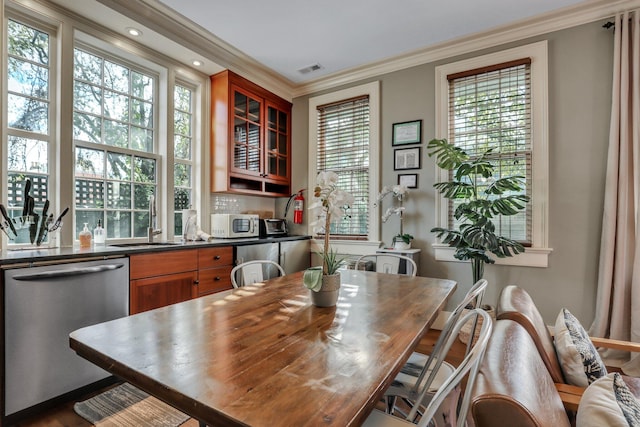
xmin=231 ymin=86 xmax=262 ymax=177
xmin=264 ymin=101 xmax=290 ymax=183
xmin=198 ymin=246 xmax=233 ymax=269
xmin=198 ymin=266 xmax=233 ymax=296
xmin=130 ymin=271 xmax=198 ymax=314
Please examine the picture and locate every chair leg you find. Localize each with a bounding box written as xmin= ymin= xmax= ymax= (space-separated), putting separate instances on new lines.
xmin=385 ymin=395 xmax=397 ymax=414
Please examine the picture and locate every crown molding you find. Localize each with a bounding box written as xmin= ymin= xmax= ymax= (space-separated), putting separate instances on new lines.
xmin=292 ymin=0 xmax=640 ymax=97
xmin=84 ymin=0 xmax=640 ymax=100
xmin=95 ymin=0 xmax=296 ymax=101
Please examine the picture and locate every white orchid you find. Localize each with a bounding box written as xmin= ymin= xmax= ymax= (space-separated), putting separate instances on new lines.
xmin=382 ymin=207 xmax=405 ymax=223
xmin=310 ymin=171 xmax=355 ymax=275
xmin=375 ymin=183 xmax=412 ymax=245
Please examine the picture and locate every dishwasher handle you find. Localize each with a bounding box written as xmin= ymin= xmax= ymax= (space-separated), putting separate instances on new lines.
xmin=12 ymin=263 xmax=125 ymax=281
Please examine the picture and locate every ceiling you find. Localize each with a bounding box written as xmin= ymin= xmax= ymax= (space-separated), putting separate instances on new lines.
xmin=44 ymin=0 xmax=629 ymax=97
xmin=153 ymin=0 xmax=589 ymax=83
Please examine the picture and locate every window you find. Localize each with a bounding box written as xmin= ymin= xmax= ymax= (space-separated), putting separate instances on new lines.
xmin=73 ymin=47 xmax=158 ymax=239
xmin=3 ymin=5 xmax=205 ymax=247
xmin=434 ymin=41 xmax=550 ymax=267
xmin=173 ymin=84 xmax=194 ymax=236
xmin=448 ymin=58 xmax=532 ymax=244
xmin=5 ymin=19 xmax=53 ymax=244
xmin=308 ymin=81 xmax=380 ymax=243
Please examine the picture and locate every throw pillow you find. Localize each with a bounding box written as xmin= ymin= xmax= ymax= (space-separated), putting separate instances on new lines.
xmin=554 ymin=307 xmax=607 ymax=387
xmin=576 ymin=373 xmax=640 ymax=427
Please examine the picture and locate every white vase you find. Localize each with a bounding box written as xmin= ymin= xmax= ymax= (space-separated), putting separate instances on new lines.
xmin=393 ymin=240 xmax=412 ymax=250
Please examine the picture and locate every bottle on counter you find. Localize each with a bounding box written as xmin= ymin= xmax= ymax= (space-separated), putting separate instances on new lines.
xmin=94 ymin=220 xmax=105 ymax=245
xmin=79 ymin=222 xmax=92 ymax=248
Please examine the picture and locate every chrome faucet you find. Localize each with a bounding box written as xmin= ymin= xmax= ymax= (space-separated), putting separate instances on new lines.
xmin=148 ymin=194 xmax=162 ymax=243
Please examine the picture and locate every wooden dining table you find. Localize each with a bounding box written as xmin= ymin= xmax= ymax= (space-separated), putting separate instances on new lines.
xmin=69 ymin=269 xmax=456 ymax=427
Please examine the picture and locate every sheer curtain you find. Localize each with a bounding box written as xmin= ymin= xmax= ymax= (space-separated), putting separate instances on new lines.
xmin=590 ymin=9 xmax=640 ymax=375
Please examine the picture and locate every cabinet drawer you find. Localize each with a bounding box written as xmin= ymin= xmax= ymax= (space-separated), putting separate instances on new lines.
xmin=130 ymin=250 xmax=198 ymax=280
xmin=198 ymin=247 xmax=233 ymax=269
xmin=198 ymin=266 xmax=233 ymax=296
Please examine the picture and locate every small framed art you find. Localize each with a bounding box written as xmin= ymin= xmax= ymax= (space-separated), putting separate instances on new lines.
xmin=398 ymin=173 xmax=418 ymax=189
xmin=394 ymin=147 xmax=421 ymax=170
xmin=392 ymin=120 xmax=422 ymax=146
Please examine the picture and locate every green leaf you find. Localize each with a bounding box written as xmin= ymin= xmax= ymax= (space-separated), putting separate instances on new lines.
xmin=303 ymin=267 xmax=323 ymax=292
xmin=427 ymin=138 xmax=468 ymax=170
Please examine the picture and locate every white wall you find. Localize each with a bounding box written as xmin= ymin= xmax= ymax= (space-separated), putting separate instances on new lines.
xmin=291 ymin=20 xmax=613 ymax=325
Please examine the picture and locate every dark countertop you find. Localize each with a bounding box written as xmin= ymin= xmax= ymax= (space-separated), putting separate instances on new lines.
xmin=0 ymin=235 xmax=311 ymax=266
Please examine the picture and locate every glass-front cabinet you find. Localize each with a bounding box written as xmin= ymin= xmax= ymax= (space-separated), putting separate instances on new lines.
xmin=211 ymin=70 xmax=291 ymax=196
xmin=265 ymin=102 xmax=289 ymax=182
xmin=232 ymin=87 xmax=262 ymax=176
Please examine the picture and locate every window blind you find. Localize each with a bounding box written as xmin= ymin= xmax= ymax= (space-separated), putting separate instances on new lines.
xmin=316 ymin=95 xmax=369 ymax=239
xmin=448 ymin=58 xmax=532 ymax=245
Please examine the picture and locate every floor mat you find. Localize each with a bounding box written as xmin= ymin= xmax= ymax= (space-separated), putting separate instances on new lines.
xmin=74 ymin=382 xmax=190 ymax=427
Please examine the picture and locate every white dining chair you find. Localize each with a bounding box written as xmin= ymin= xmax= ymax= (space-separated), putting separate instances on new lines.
xmin=384 ymin=279 xmax=488 ymax=417
xmin=355 ymin=254 xmax=418 ymax=276
xmin=364 ymin=308 xmax=493 ymax=427
xmin=230 ymin=260 xmax=285 ymax=288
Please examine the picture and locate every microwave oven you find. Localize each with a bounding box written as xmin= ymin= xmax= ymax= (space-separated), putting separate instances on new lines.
xmin=211 ymin=213 xmax=259 ymax=238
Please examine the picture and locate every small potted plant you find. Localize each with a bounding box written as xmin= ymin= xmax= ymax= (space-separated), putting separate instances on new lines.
xmin=392 ymin=232 xmax=414 ymax=250
xmin=376 ymin=184 xmax=414 ymax=249
xmin=303 ymin=171 xmax=354 ymax=307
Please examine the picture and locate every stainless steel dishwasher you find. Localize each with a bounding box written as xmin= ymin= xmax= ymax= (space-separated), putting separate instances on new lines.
xmin=3 ymin=257 xmax=129 ymax=416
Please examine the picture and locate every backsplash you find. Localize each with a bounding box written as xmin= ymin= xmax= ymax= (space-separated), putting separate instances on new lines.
xmin=210 ymin=194 xmax=277 ymax=216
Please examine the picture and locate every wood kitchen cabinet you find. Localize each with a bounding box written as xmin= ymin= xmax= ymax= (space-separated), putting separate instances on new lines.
xmin=129 ymin=246 xmax=235 ymax=313
xmin=197 ymin=246 xmax=234 ymax=296
xmin=129 ymin=250 xmax=198 ymax=314
xmin=211 ymin=70 xmax=292 ymax=196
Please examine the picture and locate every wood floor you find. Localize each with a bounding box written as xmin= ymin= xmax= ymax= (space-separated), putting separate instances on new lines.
xmin=13 ymin=329 xmax=465 ymax=427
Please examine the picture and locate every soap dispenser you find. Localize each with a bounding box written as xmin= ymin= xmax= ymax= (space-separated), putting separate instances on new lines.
xmin=94 ymin=220 xmax=105 ymax=245
xmin=79 ymin=223 xmax=92 ymax=248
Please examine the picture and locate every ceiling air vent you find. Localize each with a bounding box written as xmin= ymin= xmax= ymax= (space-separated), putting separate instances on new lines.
xmin=297 ymin=63 xmax=323 ymax=74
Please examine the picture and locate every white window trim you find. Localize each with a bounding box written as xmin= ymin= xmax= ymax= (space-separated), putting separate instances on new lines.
xmin=433 ymin=41 xmax=552 ymax=267
xmin=3 ymin=12 xmax=58 ymax=248
xmin=308 ymin=81 xmax=381 ymax=246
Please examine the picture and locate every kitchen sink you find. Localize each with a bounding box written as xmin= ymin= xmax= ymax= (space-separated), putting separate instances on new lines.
xmin=109 ymin=242 xmax=180 ymax=248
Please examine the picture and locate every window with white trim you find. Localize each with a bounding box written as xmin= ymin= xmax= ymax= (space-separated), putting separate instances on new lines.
xmin=173 ymin=83 xmax=194 ymax=236
xmin=308 ymin=82 xmax=380 ymax=242
xmin=5 ymin=18 xmax=54 ymax=244
xmin=3 ymin=4 xmax=205 ymax=247
xmin=73 ymin=47 xmax=158 ymax=239
xmin=434 ymin=41 xmax=551 ymax=267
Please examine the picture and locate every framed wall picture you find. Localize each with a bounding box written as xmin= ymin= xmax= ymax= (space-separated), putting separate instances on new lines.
xmin=394 ymin=147 xmax=421 ymax=170
xmin=392 ymin=120 xmax=422 ymax=146
xmin=398 ymin=173 xmax=418 ymax=189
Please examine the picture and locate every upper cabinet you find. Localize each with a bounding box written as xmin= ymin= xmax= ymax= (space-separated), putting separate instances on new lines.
xmin=211 ymin=70 xmax=292 ymax=197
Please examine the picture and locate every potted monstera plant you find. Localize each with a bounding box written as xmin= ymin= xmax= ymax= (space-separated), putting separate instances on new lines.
xmin=427 ymin=138 xmax=529 ymax=284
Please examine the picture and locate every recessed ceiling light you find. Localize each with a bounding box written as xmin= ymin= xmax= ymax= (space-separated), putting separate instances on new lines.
xmin=126 ymin=27 xmax=142 ymax=37
xmin=192 ymin=60 xmax=203 ymax=67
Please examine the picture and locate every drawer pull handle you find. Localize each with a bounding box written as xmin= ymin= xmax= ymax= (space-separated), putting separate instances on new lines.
xmin=214 ymin=255 xmax=221 ymax=260
xmin=215 ymin=276 xmax=221 ymax=281
xmin=194 ymin=280 xmax=200 ymax=285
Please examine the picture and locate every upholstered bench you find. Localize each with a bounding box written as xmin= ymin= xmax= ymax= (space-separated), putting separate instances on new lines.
xmin=470 ymin=319 xmax=573 ymax=427
xmin=496 ymin=285 xmax=640 ymax=412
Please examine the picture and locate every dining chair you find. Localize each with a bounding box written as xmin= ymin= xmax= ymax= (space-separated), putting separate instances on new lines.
xmin=364 ymin=308 xmax=493 ymax=427
xmin=384 ymin=279 xmax=488 ymax=416
xmin=355 ymin=254 xmax=418 ymax=276
xmin=230 ymin=260 xmax=285 ymax=288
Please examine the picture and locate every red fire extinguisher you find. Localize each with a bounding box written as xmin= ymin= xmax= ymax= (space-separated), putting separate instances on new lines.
xmin=293 ymin=190 xmax=305 ymax=224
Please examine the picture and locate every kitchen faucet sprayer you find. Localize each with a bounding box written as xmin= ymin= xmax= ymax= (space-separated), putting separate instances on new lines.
xmin=148 ymin=194 xmax=162 ymax=242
